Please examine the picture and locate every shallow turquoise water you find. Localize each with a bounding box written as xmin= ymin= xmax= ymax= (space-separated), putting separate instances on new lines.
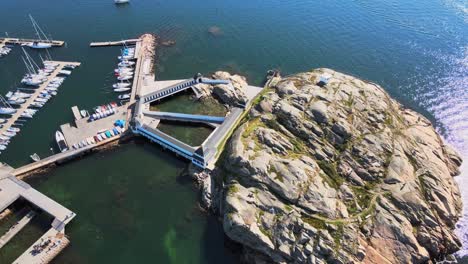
xmin=0 ymin=0 xmax=467 ymax=262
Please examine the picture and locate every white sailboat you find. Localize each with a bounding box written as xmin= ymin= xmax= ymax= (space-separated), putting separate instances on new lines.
xmin=25 ymin=15 xmax=53 ymax=49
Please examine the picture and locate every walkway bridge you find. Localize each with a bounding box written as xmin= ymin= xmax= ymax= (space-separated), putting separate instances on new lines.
xmin=142 ymin=111 xmax=225 ymax=125
xmin=132 ymin=123 xmax=206 ymax=167
xmin=142 ymin=77 xmax=230 ymax=104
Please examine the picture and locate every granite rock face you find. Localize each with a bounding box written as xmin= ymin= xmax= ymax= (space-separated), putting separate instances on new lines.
xmin=218 ymin=69 xmax=462 ymax=263
xmin=194 ymin=71 xmax=249 ymax=106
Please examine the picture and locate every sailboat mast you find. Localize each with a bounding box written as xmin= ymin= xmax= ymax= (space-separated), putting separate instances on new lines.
xmin=21 ymin=56 xmax=33 ymax=75
xmin=29 ymin=14 xmax=50 ymax=42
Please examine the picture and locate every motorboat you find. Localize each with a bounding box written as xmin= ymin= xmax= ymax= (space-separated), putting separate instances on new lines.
xmin=35 ymin=97 xmax=48 ymax=103
xmin=3 ymin=131 xmax=16 ymax=137
xmin=117 ymin=75 xmax=132 ymax=81
xmin=7 ymin=127 xmax=20 ymax=133
xmin=0 ymin=108 xmax=17 ymax=115
xmin=0 ymin=135 xmax=10 ymax=141
xmin=0 ymin=119 xmax=7 ymax=124
xmin=58 ymin=70 xmax=72 ymax=76
xmin=118 ymin=62 xmax=135 ymax=67
xmin=0 ymin=145 xmax=6 ymax=151
xmin=118 ymin=55 xmax=134 ymax=60
xmin=114 ymin=68 xmax=133 ymax=73
xmin=113 ymin=82 xmax=131 ymax=89
xmin=8 ymin=97 xmax=26 ymax=105
xmin=80 ymin=110 xmax=88 ymax=118
xmin=55 ymin=131 xmax=68 ymax=152
xmin=30 ymin=153 xmax=41 ymax=162
xmin=114 ymin=87 xmax=131 ymax=92
xmin=115 ymin=0 xmax=130 ymax=4
xmin=20 ymin=113 xmax=33 ymax=119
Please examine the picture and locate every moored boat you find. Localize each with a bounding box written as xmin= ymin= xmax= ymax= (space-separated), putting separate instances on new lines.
xmin=55 ymin=131 xmax=68 ymax=152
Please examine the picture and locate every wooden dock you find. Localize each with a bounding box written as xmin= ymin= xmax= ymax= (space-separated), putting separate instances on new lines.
xmin=0 ymin=61 xmax=80 ymax=143
xmin=89 ymin=38 xmax=141 ymax=47
xmin=0 ymin=38 xmax=64 ymax=47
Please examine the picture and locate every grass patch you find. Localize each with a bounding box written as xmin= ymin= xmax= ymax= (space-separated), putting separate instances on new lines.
xmin=317 ymin=161 xmax=343 ymax=189
xmin=227 ymin=185 xmax=239 ymax=195
xmin=302 ymin=216 xmax=327 ymax=229
xmin=351 ymin=186 xmax=373 ymax=209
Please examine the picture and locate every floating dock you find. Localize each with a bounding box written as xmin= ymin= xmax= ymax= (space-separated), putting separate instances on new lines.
xmin=89 ymin=38 xmax=140 ymax=47
xmin=0 ymin=61 xmax=81 ymax=140
xmin=0 ymin=38 xmax=64 ymax=48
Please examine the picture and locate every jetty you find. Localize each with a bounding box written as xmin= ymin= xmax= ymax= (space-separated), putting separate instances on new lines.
xmin=0 ymin=38 xmax=64 ymax=49
xmin=89 ymin=38 xmax=140 ymax=47
xmin=0 ymin=61 xmax=81 ymax=141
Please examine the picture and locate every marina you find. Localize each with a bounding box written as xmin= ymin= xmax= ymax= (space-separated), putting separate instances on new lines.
xmin=0 ymin=31 xmax=266 ymax=262
xmin=0 ymin=60 xmax=80 ymax=154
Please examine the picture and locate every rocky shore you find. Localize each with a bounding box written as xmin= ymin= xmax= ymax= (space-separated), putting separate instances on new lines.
xmin=193 ymin=68 xmax=463 ymax=263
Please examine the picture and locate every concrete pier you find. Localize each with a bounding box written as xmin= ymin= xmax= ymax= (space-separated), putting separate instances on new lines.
xmin=13 ymin=228 xmax=70 ymax=264
xmin=89 ymin=39 xmax=140 ymax=47
xmin=0 ymin=163 xmax=75 ymax=263
xmin=0 ymin=61 xmax=81 ymax=139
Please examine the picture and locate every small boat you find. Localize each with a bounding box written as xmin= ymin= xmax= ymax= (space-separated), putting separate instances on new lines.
xmin=3 ymin=131 xmax=16 ymax=137
xmin=117 ymin=74 xmax=133 ymax=81
xmin=94 ymin=135 xmax=101 ymax=142
xmin=115 ymin=0 xmax=130 ymax=4
xmin=100 ymin=132 xmax=107 ymax=139
xmin=58 ymin=70 xmax=72 ymax=76
xmin=80 ymin=110 xmax=88 ymax=118
xmin=25 ymin=42 xmax=52 ymax=49
xmin=114 ymin=87 xmax=131 ymax=92
xmin=7 ymin=127 xmax=20 ymax=133
xmin=118 ymin=55 xmax=134 ymax=60
xmin=0 ymin=145 xmax=6 ymax=151
xmin=113 ymin=127 xmax=120 ymax=135
xmin=30 ymin=153 xmax=41 ymax=162
xmin=0 ymin=108 xmax=17 ymax=115
xmin=55 ymin=131 xmax=68 ymax=152
xmin=0 ymin=135 xmax=10 ymax=141
xmin=113 ymin=82 xmax=131 ymax=89
xmin=0 ymin=119 xmax=7 ymax=124
xmin=105 ymin=131 xmax=112 ymax=138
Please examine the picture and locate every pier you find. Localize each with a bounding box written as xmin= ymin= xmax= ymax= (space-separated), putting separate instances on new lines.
xmin=0 ymin=61 xmax=81 ymax=140
xmin=0 ymin=164 xmax=75 ymax=263
xmin=89 ymin=38 xmax=140 ymax=47
xmin=0 ymin=38 xmax=64 ymax=48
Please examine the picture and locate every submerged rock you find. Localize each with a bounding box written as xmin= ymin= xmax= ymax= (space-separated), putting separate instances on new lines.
xmin=214 ymin=68 xmax=462 ymax=263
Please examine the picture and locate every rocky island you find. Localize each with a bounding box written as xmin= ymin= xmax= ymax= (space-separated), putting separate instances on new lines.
xmin=193 ymin=69 xmax=463 ymax=263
